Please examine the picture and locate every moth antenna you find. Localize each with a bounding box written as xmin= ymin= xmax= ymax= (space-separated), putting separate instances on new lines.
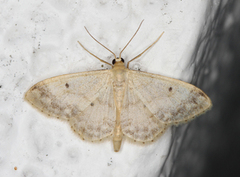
xmin=127 ymin=31 xmax=164 ymax=68
xmin=77 ymin=41 xmax=113 ymax=67
xmin=84 ymin=26 xmax=117 ymax=61
xmin=119 ymin=20 xmax=144 ymax=61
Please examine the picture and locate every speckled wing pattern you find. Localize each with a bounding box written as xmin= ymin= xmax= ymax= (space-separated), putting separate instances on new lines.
xmin=25 ymin=70 xmax=116 ymax=140
xmin=121 ymin=70 xmax=212 ymax=142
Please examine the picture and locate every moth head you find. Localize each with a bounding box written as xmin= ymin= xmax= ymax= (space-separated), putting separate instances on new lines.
xmin=80 ymin=20 xmax=164 ymax=69
xmin=112 ymin=57 xmax=124 ymax=65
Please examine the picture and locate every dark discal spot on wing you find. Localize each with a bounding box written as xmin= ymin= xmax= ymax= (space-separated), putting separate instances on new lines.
xmin=90 ymin=102 xmax=94 ymax=106
xmin=169 ymin=87 xmax=172 ymax=92
xmin=65 ymin=83 xmax=69 ymax=88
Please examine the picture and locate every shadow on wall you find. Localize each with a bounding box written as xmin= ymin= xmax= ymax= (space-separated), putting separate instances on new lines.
xmin=161 ymin=1 xmax=240 ymax=177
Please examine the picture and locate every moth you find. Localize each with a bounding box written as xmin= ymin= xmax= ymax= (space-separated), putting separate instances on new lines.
xmin=25 ymin=21 xmax=212 ymax=152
